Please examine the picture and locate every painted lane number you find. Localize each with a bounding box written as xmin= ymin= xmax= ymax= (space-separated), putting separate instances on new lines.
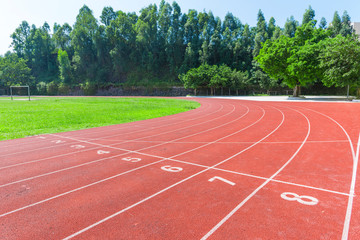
xmin=71 ymin=145 xmax=85 ymax=149
xmin=97 ymin=150 xmax=110 ymax=155
xmin=122 ymin=157 xmax=142 ymax=163
xmin=281 ymin=192 xmax=319 ymax=206
xmin=208 ymin=176 xmax=235 ymax=186
xmin=161 ymin=165 xmax=183 ymax=172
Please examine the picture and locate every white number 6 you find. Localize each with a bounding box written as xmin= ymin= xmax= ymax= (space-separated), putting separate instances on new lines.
xmin=161 ymin=165 xmax=183 ymax=172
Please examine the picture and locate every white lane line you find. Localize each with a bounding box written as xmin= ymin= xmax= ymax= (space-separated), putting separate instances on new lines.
xmin=342 ymin=132 xmax=360 ymax=240
xmin=0 ymin=160 xmax=166 ymax=218
xmin=0 ymin=103 xmax=229 ymax=169
xmin=62 ymin=105 xmax=283 ymax=239
xmin=165 ymin=157 xmax=351 ymax=197
xmin=57 ymin=99 xmax=211 ymax=139
xmin=201 ymin=107 xmax=310 ymax=240
xmin=0 ymin=103 xmax=252 ymax=215
xmin=59 ymin=101 xmax=215 ymax=141
xmin=295 ymin=106 xmax=357 ymax=240
xmin=0 ymin=101 xmax=213 ymax=158
xmin=0 ymin=104 xmax=242 ymax=187
xmin=0 ymin=99 xmax=209 ymax=149
xmin=96 ymin=139 xmax=349 ymax=144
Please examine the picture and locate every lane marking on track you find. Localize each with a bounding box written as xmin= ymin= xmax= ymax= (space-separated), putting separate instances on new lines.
xmin=208 ymin=176 xmax=235 ymax=186
xmin=0 ymin=160 xmax=166 ymax=218
xmin=0 ymin=100 xmax=211 ymax=150
xmin=0 ymin=103 xmax=230 ymax=169
xmin=292 ymin=106 xmax=358 ymax=240
xmin=0 ymin=103 xmax=252 ymax=214
xmin=0 ymin=101 xmax=212 ymax=157
xmin=0 ymin=103 xmax=245 ymax=188
xmin=280 ymin=192 xmax=319 ymax=206
xmin=164 ymin=156 xmax=352 ymax=197
xmin=62 ymin=105 xmax=282 ymax=239
xmin=79 ymin=139 xmax=349 ymax=144
xmin=342 ymin=132 xmax=360 ymax=240
xmin=0 ymin=141 xmax=77 ymax=158
xmin=52 ymin=100 xmax=214 ymax=142
xmin=201 ymin=107 xmax=310 ymax=240
xmin=56 ymin=100 xmax=212 ymax=140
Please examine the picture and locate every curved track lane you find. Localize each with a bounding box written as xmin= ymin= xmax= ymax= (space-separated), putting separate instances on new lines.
xmin=0 ymin=98 xmax=359 ymax=240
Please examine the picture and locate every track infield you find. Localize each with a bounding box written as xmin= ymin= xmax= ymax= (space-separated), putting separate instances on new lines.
xmin=1 ymin=97 xmax=360 ymax=239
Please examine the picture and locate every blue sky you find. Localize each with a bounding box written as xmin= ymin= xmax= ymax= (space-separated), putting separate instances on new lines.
xmin=1 ymin=0 xmax=359 ymax=55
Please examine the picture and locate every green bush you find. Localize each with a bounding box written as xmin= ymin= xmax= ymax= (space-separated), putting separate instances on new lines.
xmin=81 ymin=81 xmax=97 ymax=96
xmin=58 ymin=83 xmax=70 ymax=95
xmin=36 ymin=82 xmax=47 ymax=95
xmin=47 ymin=81 xmax=58 ymax=95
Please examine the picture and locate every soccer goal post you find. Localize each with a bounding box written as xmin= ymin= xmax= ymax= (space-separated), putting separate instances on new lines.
xmin=10 ymin=85 xmax=31 ymax=101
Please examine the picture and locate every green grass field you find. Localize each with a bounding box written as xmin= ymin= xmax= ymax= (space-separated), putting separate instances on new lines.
xmin=0 ymin=97 xmax=200 ymax=141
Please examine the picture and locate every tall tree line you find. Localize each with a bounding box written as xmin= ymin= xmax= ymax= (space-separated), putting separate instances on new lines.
xmin=0 ymin=2 xmax=355 ymax=94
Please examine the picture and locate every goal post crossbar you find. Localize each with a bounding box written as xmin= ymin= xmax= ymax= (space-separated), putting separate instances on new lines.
xmin=10 ymin=85 xmax=30 ymax=101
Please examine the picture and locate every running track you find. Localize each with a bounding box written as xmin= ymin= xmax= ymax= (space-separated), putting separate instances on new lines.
xmin=1 ymin=97 xmax=360 ymax=239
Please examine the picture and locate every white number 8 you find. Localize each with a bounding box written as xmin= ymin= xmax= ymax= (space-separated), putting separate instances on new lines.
xmin=281 ymin=192 xmax=319 ymax=206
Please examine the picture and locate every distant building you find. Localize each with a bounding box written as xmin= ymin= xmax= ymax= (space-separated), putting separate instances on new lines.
xmin=351 ymin=22 xmax=360 ymax=38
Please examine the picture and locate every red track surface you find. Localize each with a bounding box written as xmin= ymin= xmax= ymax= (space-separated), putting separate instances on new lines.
xmin=1 ymin=97 xmax=360 ymax=239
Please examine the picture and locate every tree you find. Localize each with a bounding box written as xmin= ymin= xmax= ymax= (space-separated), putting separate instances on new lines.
xmin=329 ymin=11 xmax=341 ymax=36
xmin=340 ymin=11 xmax=353 ymax=37
xmin=53 ymin=23 xmax=73 ymax=53
xmin=57 ymin=49 xmax=72 ymax=85
xmin=253 ymin=9 xmax=268 ymax=57
xmin=256 ymin=22 xmax=328 ymax=97
xmin=179 ymin=64 xmax=213 ymax=95
xmin=302 ymin=6 xmax=315 ymax=25
xmin=230 ymin=70 xmax=249 ymax=95
xmin=71 ymin=5 xmax=99 ymax=82
xmin=319 ymin=35 xmax=360 ymax=97
xmin=180 ymin=64 xmax=234 ymax=95
xmin=284 ymin=16 xmax=298 ymax=37
xmin=11 ymin=21 xmax=31 ymax=58
xmin=267 ymin=17 xmax=276 ymax=39
xmin=100 ymin=6 xmax=116 ymax=26
xmin=319 ymin=17 xmax=327 ymax=29
xmin=166 ymin=1 xmax=184 ymax=76
xmin=158 ymin=0 xmax=173 ymax=72
xmin=209 ymin=65 xmax=232 ymax=95
xmin=250 ymin=61 xmax=278 ymax=91
xmin=0 ymin=53 xmax=33 ymax=87
xmin=106 ymin=11 xmax=137 ymax=82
